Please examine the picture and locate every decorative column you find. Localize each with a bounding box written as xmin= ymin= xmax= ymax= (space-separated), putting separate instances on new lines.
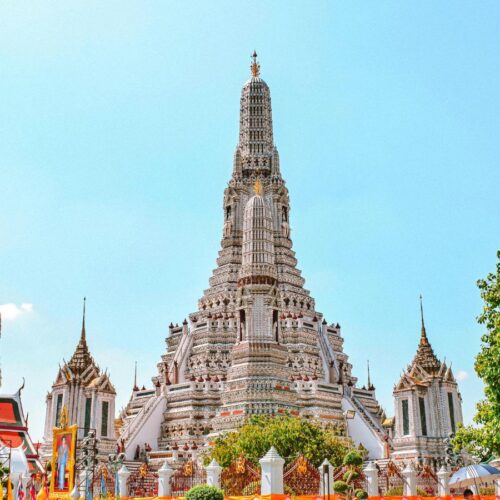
xmin=437 ymin=465 xmax=449 ymax=497
xmin=363 ymin=461 xmax=379 ymax=497
xmin=495 ymin=478 xmax=500 ymax=498
xmin=158 ymin=461 xmax=174 ymax=497
xmin=205 ymin=459 xmax=222 ymax=489
xmin=259 ymin=447 xmax=285 ymax=495
xmin=117 ymin=464 xmax=131 ymax=498
xmin=402 ymin=462 xmax=417 ymax=497
xmin=319 ymin=459 xmax=334 ymax=495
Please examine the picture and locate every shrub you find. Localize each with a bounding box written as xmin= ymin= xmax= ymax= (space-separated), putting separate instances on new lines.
xmin=185 ymin=485 xmax=224 ymax=500
xmin=333 ymin=480 xmax=349 ymax=493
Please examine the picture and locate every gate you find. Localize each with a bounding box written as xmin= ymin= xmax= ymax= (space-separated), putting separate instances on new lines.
xmin=416 ymin=464 xmax=438 ymax=496
xmin=283 ymin=455 xmax=320 ymax=495
xmin=128 ymin=462 xmax=159 ymax=498
xmin=170 ymin=461 xmax=207 ymax=496
xmin=221 ymin=456 xmax=260 ymax=496
xmin=379 ymin=461 xmax=404 ymax=495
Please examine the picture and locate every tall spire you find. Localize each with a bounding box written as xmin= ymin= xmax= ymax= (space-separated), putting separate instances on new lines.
xmin=367 ymin=360 xmax=371 ymax=388
xmin=419 ymin=294 xmax=428 ymax=345
xmin=133 ymin=361 xmax=139 ymax=391
xmin=412 ymin=295 xmax=441 ymax=372
xmin=81 ymin=297 xmax=86 ymax=342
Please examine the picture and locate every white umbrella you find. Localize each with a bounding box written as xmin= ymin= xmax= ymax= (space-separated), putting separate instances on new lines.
xmin=449 ymin=464 xmax=500 ymax=490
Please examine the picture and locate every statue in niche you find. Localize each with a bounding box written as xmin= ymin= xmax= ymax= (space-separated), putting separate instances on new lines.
xmin=281 ymin=206 xmax=290 ymax=237
xmin=223 ymin=205 xmax=232 ymax=238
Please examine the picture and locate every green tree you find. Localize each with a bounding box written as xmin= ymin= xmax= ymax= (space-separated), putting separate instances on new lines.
xmin=453 ymin=251 xmax=500 ymax=459
xmin=333 ymin=451 xmax=367 ymax=500
xmin=204 ymin=415 xmax=351 ymax=468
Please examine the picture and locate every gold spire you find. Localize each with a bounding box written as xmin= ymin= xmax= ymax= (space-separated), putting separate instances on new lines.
xmin=251 ymin=50 xmax=260 ymax=78
xmin=254 ymin=179 xmax=263 ymax=196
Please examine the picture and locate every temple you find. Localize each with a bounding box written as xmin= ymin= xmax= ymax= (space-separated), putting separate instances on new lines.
xmin=41 ymin=299 xmax=117 ymax=462
xmin=385 ymin=297 xmax=463 ymax=466
xmin=117 ymin=53 xmax=388 ymax=461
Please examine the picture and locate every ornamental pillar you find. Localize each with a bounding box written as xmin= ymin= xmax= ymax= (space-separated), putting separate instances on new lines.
xmin=259 ymin=447 xmax=285 ymax=495
xmin=117 ymin=464 xmax=131 ymax=498
xmin=437 ymin=465 xmax=449 ymax=497
xmin=402 ymin=462 xmax=417 ymax=497
xmin=363 ymin=461 xmax=379 ymax=497
xmin=319 ymin=459 xmax=334 ymax=495
xmin=158 ymin=461 xmax=174 ymax=497
xmin=205 ymin=459 xmax=222 ymax=488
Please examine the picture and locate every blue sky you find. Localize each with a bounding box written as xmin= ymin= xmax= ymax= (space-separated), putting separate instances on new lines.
xmin=1 ymin=1 xmax=499 ymax=441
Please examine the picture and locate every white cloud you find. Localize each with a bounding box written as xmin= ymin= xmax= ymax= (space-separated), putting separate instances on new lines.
xmin=456 ymin=370 xmax=469 ymax=381
xmin=0 ymin=303 xmax=34 ymax=321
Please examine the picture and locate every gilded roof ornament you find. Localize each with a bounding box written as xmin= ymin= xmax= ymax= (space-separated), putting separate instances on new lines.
xmin=251 ymin=50 xmax=260 ymax=78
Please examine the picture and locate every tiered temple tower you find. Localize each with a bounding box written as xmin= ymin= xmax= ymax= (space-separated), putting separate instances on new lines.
xmin=387 ymin=297 xmax=463 ymax=465
xmin=41 ymin=300 xmax=117 ymax=462
xmin=119 ymin=54 xmax=387 ymax=460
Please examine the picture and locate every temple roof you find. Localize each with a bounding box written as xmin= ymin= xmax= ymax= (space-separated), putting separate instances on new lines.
xmin=0 ymin=388 xmax=44 ymax=473
xmin=394 ymin=297 xmax=455 ymax=392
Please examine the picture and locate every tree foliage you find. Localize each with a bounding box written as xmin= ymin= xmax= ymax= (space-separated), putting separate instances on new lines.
xmin=333 ymin=451 xmax=367 ymax=500
xmin=453 ymin=251 xmax=500 ymax=459
xmin=204 ymin=415 xmax=351 ymax=468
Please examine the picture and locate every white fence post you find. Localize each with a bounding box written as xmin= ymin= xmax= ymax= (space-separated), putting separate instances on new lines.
xmin=117 ymin=464 xmax=131 ymax=498
xmin=402 ymin=462 xmax=416 ymax=497
xmin=259 ymin=447 xmax=285 ymax=495
xmin=437 ymin=465 xmax=449 ymax=497
xmin=205 ymin=459 xmax=222 ymax=489
xmin=158 ymin=461 xmax=174 ymax=497
xmin=319 ymin=459 xmax=334 ymax=495
xmin=364 ymin=461 xmax=379 ymax=497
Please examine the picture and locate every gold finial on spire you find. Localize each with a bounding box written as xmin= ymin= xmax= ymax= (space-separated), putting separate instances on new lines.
xmin=254 ymin=179 xmax=263 ymax=196
xmin=251 ymin=50 xmax=260 ymax=78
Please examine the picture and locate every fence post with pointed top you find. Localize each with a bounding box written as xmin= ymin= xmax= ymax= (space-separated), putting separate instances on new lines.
xmin=205 ymin=459 xmax=222 ymax=489
xmin=402 ymin=462 xmax=416 ymax=497
xmin=319 ymin=459 xmax=334 ymax=495
xmin=437 ymin=465 xmax=449 ymax=497
xmin=117 ymin=464 xmax=131 ymax=498
xmin=259 ymin=447 xmax=285 ymax=495
xmin=158 ymin=461 xmax=174 ymax=497
xmin=364 ymin=461 xmax=379 ymax=497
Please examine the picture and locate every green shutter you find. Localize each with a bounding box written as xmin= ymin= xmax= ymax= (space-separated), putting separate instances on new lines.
xmin=419 ymin=397 xmax=427 ymax=436
xmin=101 ymin=401 xmax=109 ymax=437
xmin=448 ymin=393 xmax=456 ymax=433
xmin=402 ymin=399 xmax=410 ymax=435
xmin=55 ymin=394 xmax=63 ymax=427
xmin=84 ymin=398 xmax=92 ymax=436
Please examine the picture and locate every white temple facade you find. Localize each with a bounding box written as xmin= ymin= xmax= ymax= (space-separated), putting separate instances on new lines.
xmin=41 ymin=300 xmax=117 ymax=462
xmin=385 ymin=298 xmax=463 ymax=466
xmin=118 ymin=54 xmax=388 ymax=461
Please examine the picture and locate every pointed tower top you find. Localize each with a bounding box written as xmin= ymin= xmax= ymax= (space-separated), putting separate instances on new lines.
xmin=419 ymin=294 xmax=428 ymax=344
xmin=66 ymin=299 xmax=97 ymax=376
xmin=81 ymin=297 xmax=86 ymax=342
xmin=411 ymin=295 xmax=441 ymax=372
xmin=133 ymin=361 xmax=139 ymax=391
xmin=367 ymin=360 xmax=372 ymax=389
xmin=251 ymin=50 xmax=260 ymax=78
